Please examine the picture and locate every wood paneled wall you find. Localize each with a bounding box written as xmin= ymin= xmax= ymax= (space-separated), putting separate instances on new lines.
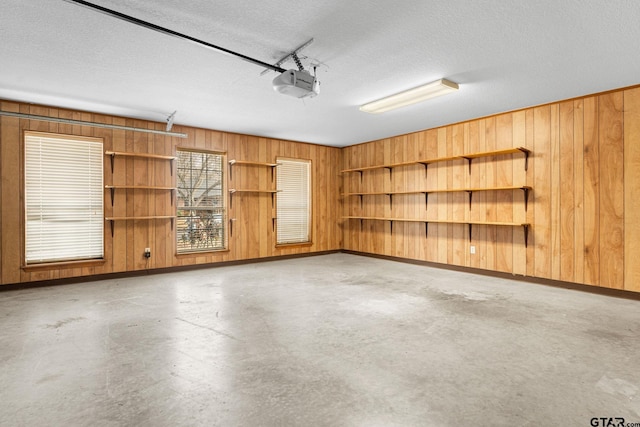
xmin=342 ymin=86 xmax=640 ymax=292
xmin=0 ymin=101 xmax=342 ymax=285
xmin=2 ymin=85 xmax=640 ymax=293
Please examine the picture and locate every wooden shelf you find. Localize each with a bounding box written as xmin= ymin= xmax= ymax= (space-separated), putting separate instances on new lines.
xmin=341 ymin=147 xmax=530 ymax=176
xmin=342 ymin=191 xmax=427 ymax=196
xmin=105 ymin=151 xmax=176 ymax=160
xmin=343 ymin=216 xmax=425 ymax=222
xmin=105 ymin=216 xmax=177 ymax=220
xmin=343 ymin=186 xmax=532 ymax=211
xmin=343 ymin=216 xmax=528 ymax=226
xmin=105 ymin=151 xmax=176 ymax=175
xmin=341 ymin=156 xmax=457 ymax=173
xmin=228 ymin=160 xmax=279 ymax=167
xmin=342 ymin=217 xmax=529 ymax=228
xmin=460 ymin=148 xmax=528 ymax=160
xmin=105 ymin=185 xmax=176 ymax=206
xmin=228 ymin=189 xmax=280 ymax=209
xmin=228 ymin=159 xmax=279 ymax=181
xmin=343 ymin=216 xmax=530 ymax=247
xmin=229 ymin=189 xmax=280 ymax=194
xmin=460 ymin=148 xmax=530 ymax=174
xmin=104 ymin=216 xmax=176 ymax=237
xmin=106 ymin=185 xmax=176 ymax=190
xmin=227 ymin=217 xmax=277 ymax=237
xmin=342 ymin=148 xmax=532 ymax=248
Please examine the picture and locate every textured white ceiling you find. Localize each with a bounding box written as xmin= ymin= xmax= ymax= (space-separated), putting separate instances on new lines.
xmin=1 ymin=0 xmax=640 ymax=146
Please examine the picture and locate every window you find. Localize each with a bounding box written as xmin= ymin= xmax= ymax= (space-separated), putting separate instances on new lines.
xmin=176 ymin=149 xmax=226 ymax=252
xmin=24 ymin=132 xmax=104 ymax=264
xmin=277 ymin=158 xmax=311 ymax=244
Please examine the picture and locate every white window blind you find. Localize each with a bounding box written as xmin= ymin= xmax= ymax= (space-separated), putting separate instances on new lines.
xmin=277 ymin=158 xmax=311 ymax=244
xmin=25 ymin=133 xmax=104 ymax=264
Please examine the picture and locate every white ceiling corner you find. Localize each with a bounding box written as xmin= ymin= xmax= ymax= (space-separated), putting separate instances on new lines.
xmin=1 ymin=0 xmax=639 ymax=147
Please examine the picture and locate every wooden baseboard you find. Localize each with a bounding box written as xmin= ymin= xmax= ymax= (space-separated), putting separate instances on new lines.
xmin=341 ymin=250 xmax=640 ymax=301
xmin=0 ymin=250 xmax=341 ymax=292
xmin=4 ymin=249 xmax=639 ymax=301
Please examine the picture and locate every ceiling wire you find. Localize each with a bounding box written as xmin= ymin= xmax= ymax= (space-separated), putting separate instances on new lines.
xmin=62 ymin=0 xmax=287 ymax=73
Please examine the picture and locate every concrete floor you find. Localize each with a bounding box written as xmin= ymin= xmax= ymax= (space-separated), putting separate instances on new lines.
xmin=1 ymin=253 xmax=640 ymax=426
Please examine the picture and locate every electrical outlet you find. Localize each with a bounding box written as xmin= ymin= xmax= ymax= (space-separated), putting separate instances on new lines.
xmin=470 ymin=245 xmax=476 ymax=254
xmin=144 ymin=248 xmax=151 ymax=258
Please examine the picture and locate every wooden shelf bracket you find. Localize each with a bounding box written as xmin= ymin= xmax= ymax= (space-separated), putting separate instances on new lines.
xmin=522 ymin=187 xmax=530 ymax=211
xmin=518 ymin=148 xmax=530 ymax=171
xmin=229 ymin=218 xmax=236 ymax=237
xmin=418 ymin=162 xmax=429 ymax=180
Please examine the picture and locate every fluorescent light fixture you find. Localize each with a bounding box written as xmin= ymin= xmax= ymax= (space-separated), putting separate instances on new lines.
xmin=360 ymin=78 xmax=459 ymax=114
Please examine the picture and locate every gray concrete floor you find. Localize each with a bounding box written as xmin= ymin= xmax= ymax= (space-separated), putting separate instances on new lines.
xmin=1 ymin=253 xmax=640 ymax=426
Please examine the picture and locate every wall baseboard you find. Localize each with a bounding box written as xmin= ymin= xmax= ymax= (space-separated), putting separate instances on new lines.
xmin=0 ymin=250 xmax=341 ymax=292
xmin=3 ymin=249 xmax=639 ymax=302
xmin=342 ymin=250 xmax=640 ymax=301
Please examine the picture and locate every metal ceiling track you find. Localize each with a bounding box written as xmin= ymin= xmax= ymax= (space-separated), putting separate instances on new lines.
xmin=260 ymin=38 xmax=314 ymax=76
xmin=0 ymin=110 xmax=188 ymax=138
xmin=62 ymin=0 xmax=287 ymax=73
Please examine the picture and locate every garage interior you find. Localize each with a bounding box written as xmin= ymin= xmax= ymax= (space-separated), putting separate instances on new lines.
xmin=2 ymin=1 xmax=640 ymax=426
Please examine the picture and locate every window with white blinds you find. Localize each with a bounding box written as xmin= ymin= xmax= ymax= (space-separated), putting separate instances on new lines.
xmin=276 ymin=158 xmax=311 ymax=244
xmin=24 ymin=132 xmax=104 ymax=264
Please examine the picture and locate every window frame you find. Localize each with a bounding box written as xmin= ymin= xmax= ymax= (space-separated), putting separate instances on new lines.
xmin=23 ymin=131 xmax=105 ymax=267
xmin=276 ymin=157 xmax=312 ymax=246
xmin=175 ymin=148 xmax=228 ymax=254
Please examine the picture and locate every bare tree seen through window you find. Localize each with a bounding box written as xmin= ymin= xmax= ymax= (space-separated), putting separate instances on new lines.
xmin=176 ymin=150 xmax=225 ymax=252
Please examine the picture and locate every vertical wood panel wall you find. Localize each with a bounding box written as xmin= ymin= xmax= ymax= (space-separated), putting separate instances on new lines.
xmin=342 ymin=86 xmax=640 ymax=293
xmin=2 ymin=86 xmax=640 ymax=293
xmin=0 ymin=101 xmax=342 ymax=286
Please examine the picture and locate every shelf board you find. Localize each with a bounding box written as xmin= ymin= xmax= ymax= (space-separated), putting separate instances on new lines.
xmin=459 ymin=185 xmax=532 ymax=192
xmin=228 ymin=189 xmax=279 ymax=209
xmin=342 ymin=216 xmax=425 ymax=222
xmin=105 ymin=151 xmax=176 ymax=160
xmin=342 ymin=186 xmax=531 ymax=196
xmin=460 ymin=147 xmax=530 ymax=160
xmin=105 ymin=185 xmax=176 ymax=190
xmin=341 ymin=156 xmax=457 ymax=173
xmin=342 ymin=216 xmax=531 ymax=246
xmin=105 ymin=185 xmax=176 ymax=207
xmin=229 ymin=189 xmax=280 ymax=194
xmin=104 ymin=215 xmax=176 ymax=237
xmin=228 ymin=160 xmax=279 ymax=181
xmin=343 ymin=186 xmax=532 ymax=211
xmin=105 ymin=216 xmax=176 ymax=220
xmin=228 ymin=160 xmax=279 ymax=167
xmin=341 ymin=147 xmax=529 ymax=174
xmin=342 ymin=216 xmax=528 ymax=227
xmin=343 ymin=191 xmax=425 ymax=196
xmin=105 ymin=151 xmax=176 ymax=175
